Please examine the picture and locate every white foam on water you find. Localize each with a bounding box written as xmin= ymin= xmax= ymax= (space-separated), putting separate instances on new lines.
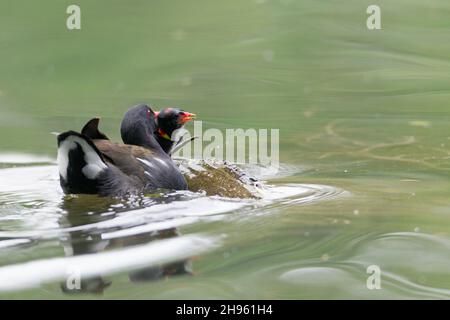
xmin=0 ymin=164 xmax=344 ymax=239
xmin=0 ymin=161 xmax=347 ymax=293
xmin=0 ymin=153 xmax=55 ymax=164
xmin=0 ymin=238 xmax=31 ymax=249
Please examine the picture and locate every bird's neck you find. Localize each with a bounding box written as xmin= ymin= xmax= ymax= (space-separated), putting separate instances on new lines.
xmin=155 ymin=133 xmax=174 ymax=154
xmin=157 ymin=127 xmax=172 ymax=141
xmin=121 ymin=119 xmax=162 ymax=151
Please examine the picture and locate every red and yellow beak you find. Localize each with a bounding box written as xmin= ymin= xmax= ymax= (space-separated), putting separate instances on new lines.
xmin=179 ymin=111 xmax=196 ymax=124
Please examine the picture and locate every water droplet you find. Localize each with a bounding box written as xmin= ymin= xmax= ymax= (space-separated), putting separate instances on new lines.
xmin=303 ymin=110 xmax=314 ymax=118
xmin=180 ymin=76 xmax=192 ymax=86
xmin=171 ymin=29 xmax=186 ymax=41
xmin=409 ymin=120 xmax=431 ymax=128
xmin=321 ymin=254 xmax=329 ymax=262
xmin=262 ymin=50 xmax=274 ymax=62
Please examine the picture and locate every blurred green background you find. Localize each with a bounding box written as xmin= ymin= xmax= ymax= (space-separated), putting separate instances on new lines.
xmin=1 ymin=0 xmax=450 ymax=299
xmin=1 ymin=0 xmax=448 ymax=162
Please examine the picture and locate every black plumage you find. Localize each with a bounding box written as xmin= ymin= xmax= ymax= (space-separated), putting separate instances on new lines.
xmin=57 ymin=104 xmax=187 ymax=196
xmin=154 ymin=107 xmax=196 ymax=154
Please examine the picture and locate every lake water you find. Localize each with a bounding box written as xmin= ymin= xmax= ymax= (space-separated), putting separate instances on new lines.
xmin=0 ymin=0 xmax=450 ymax=299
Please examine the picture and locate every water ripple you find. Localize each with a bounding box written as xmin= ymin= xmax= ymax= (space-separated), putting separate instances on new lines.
xmin=0 ymin=161 xmax=345 ymax=294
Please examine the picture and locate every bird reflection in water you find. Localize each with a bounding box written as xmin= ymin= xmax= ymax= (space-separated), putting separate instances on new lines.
xmin=58 ymin=195 xmax=193 ymax=294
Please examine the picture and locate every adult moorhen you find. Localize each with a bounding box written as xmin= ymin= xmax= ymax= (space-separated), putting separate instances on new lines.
xmin=57 ymin=104 xmax=189 ymax=196
xmin=82 ymin=106 xmax=196 ymax=155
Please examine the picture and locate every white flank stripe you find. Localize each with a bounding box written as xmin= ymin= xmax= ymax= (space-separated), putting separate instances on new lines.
xmin=57 ymin=136 xmax=107 ymax=180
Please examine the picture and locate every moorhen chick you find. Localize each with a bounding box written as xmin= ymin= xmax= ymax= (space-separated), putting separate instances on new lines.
xmin=57 ymin=104 xmax=188 ymax=196
xmin=153 ymin=107 xmax=196 ymax=154
xmin=151 ymin=109 xmax=259 ymax=198
xmin=151 ymin=108 xmax=259 ymax=198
